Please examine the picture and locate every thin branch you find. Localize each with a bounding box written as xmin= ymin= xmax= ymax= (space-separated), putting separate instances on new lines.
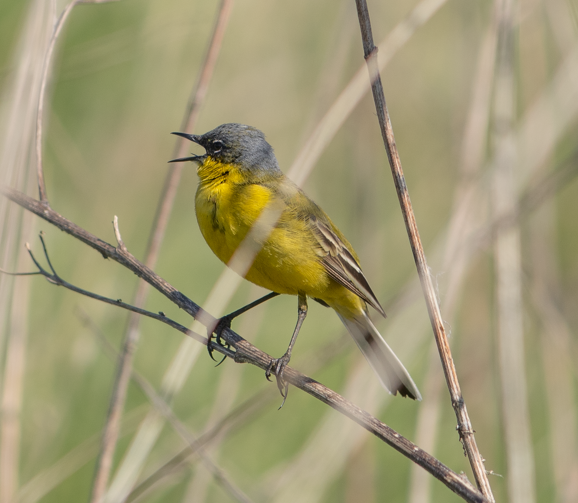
xmin=352 ymin=1 xmax=495 ymax=501
xmin=1 ymin=187 xmax=486 ymax=503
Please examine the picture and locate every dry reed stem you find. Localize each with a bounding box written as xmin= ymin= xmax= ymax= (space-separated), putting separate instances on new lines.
xmin=1 ymin=187 xmax=486 ymax=503
xmin=353 ymin=0 xmax=494 ymax=500
xmin=24 ymin=1 xmax=132 ymax=501
xmin=89 ymin=2 xmax=234 ymax=500
xmin=0 ymin=2 xmax=56 ymax=502
xmin=0 ymin=214 xmax=34 ymax=503
xmin=491 ymin=0 xmax=536 ymax=501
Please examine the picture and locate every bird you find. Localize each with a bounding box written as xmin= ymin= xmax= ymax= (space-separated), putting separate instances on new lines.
xmin=170 ymin=123 xmax=421 ymax=402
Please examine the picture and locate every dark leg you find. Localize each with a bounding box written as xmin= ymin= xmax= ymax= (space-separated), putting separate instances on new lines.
xmin=266 ymin=293 xmax=308 ymax=405
xmin=208 ymin=292 xmax=280 ymax=361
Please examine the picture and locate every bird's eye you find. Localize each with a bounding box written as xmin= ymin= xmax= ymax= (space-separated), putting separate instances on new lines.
xmin=212 ymin=140 xmax=224 ymax=154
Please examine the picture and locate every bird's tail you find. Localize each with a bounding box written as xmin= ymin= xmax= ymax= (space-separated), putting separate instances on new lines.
xmin=337 ymin=311 xmax=421 ymax=400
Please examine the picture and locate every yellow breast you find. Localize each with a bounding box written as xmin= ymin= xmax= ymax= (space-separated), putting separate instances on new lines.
xmin=194 ymin=159 xmax=332 ymax=297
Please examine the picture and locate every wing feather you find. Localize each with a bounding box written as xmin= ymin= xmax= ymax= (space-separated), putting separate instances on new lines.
xmin=311 ymin=215 xmax=386 ymax=317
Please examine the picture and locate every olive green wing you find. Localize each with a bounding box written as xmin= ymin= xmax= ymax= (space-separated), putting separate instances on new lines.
xmin=310 ymin=214 xmax=386 ymax=318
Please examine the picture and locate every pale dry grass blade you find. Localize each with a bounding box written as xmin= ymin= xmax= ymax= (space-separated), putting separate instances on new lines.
xmin=125 ymin=338 xmax=352 ymax=502
xmin=529 ymin=4 xmax=578 ymax=500
xmin=516 ymin=43 xmax=578 ymax=187
xmin=105 ymin=304 xmax=251 ymax=503
xmin=0 ymin=2 xmax=54 ymax=502
xmin=492 ymin=0 xmax=536 ymax=501
xmin=0 ymin=0 xmax=52 ymax=349
xmin=530 ymin=203 xmax=578 ymax=503
xmin=0 ymin=192 xmax=35 ymax=503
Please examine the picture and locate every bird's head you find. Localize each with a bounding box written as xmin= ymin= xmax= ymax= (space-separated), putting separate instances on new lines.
xmin=169 ymin=123 xmax=281 ymax=177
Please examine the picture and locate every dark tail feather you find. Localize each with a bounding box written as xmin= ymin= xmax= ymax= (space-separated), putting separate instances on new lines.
xmin=338 ymin=312 xmax=421 ymax=400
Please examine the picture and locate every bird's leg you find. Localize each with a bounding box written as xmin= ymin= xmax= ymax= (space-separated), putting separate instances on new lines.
xmin=266 ymin=293 xmax=308 ymax=404
xmin=208 ymin=292 xmax=280 ymax=362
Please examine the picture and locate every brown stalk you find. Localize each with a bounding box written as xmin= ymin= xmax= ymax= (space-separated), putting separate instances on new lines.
xmin=88 ymin=2 xmax=234 ymax=500
xmin=1 ymin=186 xmax=486 ymax=503
xmin=353 ymin=1 xmax=494 ymax=500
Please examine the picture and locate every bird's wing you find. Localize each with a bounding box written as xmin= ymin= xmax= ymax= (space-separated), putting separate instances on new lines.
xmin=311 ymin=215 xmax=386 ymax=317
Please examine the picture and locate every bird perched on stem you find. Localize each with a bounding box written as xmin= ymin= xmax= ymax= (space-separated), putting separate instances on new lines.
xmin=170 ymin=123 xmax=421 ymax=403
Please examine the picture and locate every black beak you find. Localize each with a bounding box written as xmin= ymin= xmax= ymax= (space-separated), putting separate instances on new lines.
xmin=171 ymin=131 xmax=202 ymax=144
xmin=168 ymin=132 xmax=206 ymax=163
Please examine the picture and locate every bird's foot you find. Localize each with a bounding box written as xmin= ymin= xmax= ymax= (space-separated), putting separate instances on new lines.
xmin=266 ymin=353 xmax=291 ymax=407
xmin=207 ymin=315 xmax=233 ymax=366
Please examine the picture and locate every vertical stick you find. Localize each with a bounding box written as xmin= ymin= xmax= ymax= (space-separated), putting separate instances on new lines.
xmin=353 ymin=1 xmax=494 ymax=500
xmin=89 ymin=2 xmax=234 ymax=501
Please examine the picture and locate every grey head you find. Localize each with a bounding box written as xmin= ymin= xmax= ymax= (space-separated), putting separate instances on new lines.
xmin=170 ymin=123 xmax=282 ymax=177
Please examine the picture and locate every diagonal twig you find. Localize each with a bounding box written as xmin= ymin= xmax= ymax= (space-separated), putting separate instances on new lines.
xmin=353 ymin=1 xmax=495 ymax=500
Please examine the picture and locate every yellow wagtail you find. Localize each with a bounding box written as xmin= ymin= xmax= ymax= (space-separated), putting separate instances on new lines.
xmin=170 ymin=123 xmax=421 ymax=401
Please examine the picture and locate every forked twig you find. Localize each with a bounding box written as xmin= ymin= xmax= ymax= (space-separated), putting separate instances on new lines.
xmin=21 ymin=232 xmax=213 ymax=350
xmin=353 ymin=0 xmax=495 ymax=500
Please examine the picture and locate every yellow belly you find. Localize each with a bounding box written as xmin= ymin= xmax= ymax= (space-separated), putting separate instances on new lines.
xmin=194 ymin=167 xmax=366 ymax=317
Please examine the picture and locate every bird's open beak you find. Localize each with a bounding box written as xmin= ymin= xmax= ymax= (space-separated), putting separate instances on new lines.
xmin=168 ymin=132 xmax=206 ymax=163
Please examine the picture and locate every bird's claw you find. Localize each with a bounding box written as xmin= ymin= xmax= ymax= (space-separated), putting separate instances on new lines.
xmin=265 ymin=354 xmax=291 ymax=407
xmin=207 ymin=316 xmax=233 ymax=365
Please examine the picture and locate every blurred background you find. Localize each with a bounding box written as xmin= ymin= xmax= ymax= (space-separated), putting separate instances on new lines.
xmin=1 ymin=0 xmax=577 ymax=502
